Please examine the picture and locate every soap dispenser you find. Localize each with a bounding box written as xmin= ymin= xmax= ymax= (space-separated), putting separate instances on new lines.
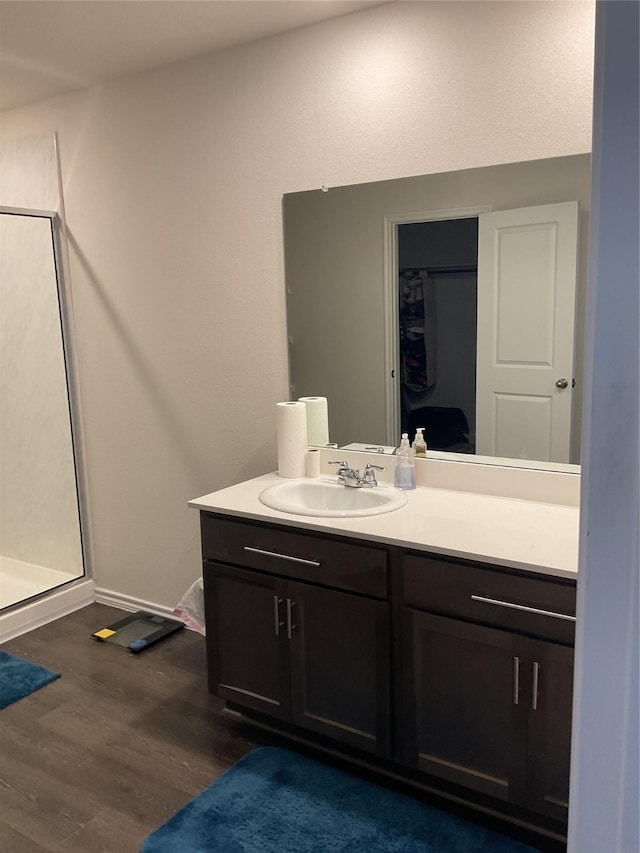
xmin=412 ymin=427 xmax=427 ymax=458
xmin=394 ymin=433 xmax=416 ymax=490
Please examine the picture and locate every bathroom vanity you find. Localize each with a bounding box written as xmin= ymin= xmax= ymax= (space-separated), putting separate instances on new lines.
xmin=190 ymin=462 xmax=579 ymax=840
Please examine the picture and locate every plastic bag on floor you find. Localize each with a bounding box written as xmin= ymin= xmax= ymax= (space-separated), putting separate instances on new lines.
xmin=172 ymin=578 xmax=205 ymax=635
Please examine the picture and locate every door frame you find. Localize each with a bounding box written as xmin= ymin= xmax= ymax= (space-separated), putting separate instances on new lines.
xmin=382 ymin=205 xmax=491 ymax=445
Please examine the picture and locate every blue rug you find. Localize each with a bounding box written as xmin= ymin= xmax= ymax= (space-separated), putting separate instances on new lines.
xmin=0 ymin=650 xmax=60 ymax=709
xmin=141 ymin=747 xmax=539 ymax=852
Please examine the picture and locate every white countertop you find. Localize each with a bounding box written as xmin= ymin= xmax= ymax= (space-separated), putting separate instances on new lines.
xmin=189 ymin=473 xmax=579 ymax=581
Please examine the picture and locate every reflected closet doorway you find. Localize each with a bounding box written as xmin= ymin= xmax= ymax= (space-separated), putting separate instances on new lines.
xmin=397 ymin=216 xmax=478 ymax=454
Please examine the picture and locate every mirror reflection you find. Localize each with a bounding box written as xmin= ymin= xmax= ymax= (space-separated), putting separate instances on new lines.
xmin=284 ymin=154 xmax=590 ymax=469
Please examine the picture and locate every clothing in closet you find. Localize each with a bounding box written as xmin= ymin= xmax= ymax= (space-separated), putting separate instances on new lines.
xmin=399 ymin=270 xmax=437 ymax=394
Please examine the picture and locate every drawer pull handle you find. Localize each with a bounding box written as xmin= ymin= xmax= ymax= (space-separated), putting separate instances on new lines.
xmin=286 ymin=598 xmax=296 ymax=639
xmin=532 ymin=661 xmax=540 ymax=711
xmin=470 ymin=595 xmax=576 ymax=622
xmin=513 ymin=656 xmax=521 ymax=705
xmin=273 ymin=596 xmax=284 ymax=636
xmin=243 ymin=546 xmax=320 ymax=567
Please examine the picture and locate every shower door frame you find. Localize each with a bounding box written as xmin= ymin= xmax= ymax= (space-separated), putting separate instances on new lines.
xmin=0 ymin=204 xmax=91 ymax=609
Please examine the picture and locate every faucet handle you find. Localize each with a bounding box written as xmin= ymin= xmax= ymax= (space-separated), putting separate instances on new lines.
xmin=329 ymin=460 xmax=350 ymax=470
xmin=362 ymin=463 xmax=384 ymax=486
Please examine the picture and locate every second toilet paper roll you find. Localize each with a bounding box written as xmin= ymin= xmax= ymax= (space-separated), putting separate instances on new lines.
xmin=305 ymin=448 xmax=321 ymax=478
xmin=277 ymin=401 xmax=308 ymax=478
xmin=299 ymin=396 xmax=329 ymax=447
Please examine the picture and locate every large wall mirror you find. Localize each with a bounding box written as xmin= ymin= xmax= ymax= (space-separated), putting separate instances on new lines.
xmin=284 ymin=154 xmax=590 ymax=470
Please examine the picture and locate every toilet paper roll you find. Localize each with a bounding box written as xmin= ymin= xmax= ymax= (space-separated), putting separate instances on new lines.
xmin=298 ymin=396 xmax=329 ymax=447
xmin=305 ymin=448 xmax=321 ymax=478
xmin=276 ymin=401 xmax=308 ymax=478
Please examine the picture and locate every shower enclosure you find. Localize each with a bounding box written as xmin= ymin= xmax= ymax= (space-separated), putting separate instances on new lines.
xmin=0 ymin=207 xmax=86 ymax=614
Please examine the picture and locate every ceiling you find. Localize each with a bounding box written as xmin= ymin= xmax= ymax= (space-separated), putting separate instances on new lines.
xmin=0 ymin=0 xmax=390 ymax=113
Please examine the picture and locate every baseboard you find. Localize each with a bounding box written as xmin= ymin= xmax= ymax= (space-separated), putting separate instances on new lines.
xmin=93 ymin=587 xmax=176 ymax=620
xmin=0 ymin=578 xmax=95 ymax=644
xmin=1 ymin=583 xmax=184 ymax=644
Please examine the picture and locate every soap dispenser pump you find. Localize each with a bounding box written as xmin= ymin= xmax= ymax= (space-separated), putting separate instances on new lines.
xmin=394 ymin=433 xmax=416 ymax=491
xmin=412 ymin=427 xmax=427 ymax=458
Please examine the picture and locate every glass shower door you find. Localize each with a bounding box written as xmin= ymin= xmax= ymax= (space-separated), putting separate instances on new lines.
xmin=0 ymin=210 xmax=85 ymax=610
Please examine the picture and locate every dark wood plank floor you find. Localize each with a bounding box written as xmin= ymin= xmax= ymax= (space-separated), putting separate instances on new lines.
xmin=1 ymin=603 xmax=565 ymax=853
xmin=0 ymin=603 xmax=285 ymax=853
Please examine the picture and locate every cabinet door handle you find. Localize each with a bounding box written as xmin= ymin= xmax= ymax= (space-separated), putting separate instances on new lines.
xmin=471 ymin=595 xmax=576 ymax=622
xmin=244 ymin=546 xmax=320 ymax=567
xmin=286 ymin=598 xmax=296 ymax=639
xmin=273 ymin=596 xmax=284 ymax=636
xmin=532 ymin=661 xmax=540 ymax=711
xmin=513 ymin=656 xmax=521 ymax=705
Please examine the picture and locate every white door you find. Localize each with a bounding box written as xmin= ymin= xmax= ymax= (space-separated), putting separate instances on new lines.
xmin=476 ymin=202 xmax=579 ymax=463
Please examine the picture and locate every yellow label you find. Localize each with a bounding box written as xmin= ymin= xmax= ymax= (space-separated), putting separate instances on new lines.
xmin=94 ymin=628 xmax=116 ymax=639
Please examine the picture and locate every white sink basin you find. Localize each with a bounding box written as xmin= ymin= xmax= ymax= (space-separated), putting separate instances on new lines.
xmin=259 ymin=477 xmax=408 ymax=518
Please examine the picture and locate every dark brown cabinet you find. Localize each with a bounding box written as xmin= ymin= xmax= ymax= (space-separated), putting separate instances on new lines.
xmin=402 ymin=609 xmax=529 ymax=803
xmin=403 ymin=610 xmax=573 ymax=821
xmin=201 ymin=514 xmax=391 ymax=757
xmin=401 ymin=551 xmax=576 ymax=825
xmin=287 ymin=579 xmax=390 ymax=754
xmin=198 ymin=510 xmax=576 ymax=832
xmin=525 ymin=639 xmax=574 ymax=822
xmin=205 ymin=563 xmax=291 ymax=719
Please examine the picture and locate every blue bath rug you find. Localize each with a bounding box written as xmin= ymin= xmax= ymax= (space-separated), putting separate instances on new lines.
xmin=0 ymin=650 xmax=60 ymax=709
xmin=141 ymin=746 xmax=539 ymax=853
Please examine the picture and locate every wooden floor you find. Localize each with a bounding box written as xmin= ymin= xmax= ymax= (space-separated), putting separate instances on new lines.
xmin=1 ymin=603 xmax=564 ymax=853
xmin=0 ymin=603 xmax=285 ymax=853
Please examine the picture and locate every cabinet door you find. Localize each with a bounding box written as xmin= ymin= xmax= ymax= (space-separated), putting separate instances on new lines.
xmin=203 ymin=562 xmax=291 ymax=720
xmin=288 ymin=581 xmax=390 ymax=756
xmin=403 ymin=609 xmax=528 ymax=803
xmin=525 ymin=640 xmax=574 ymax=822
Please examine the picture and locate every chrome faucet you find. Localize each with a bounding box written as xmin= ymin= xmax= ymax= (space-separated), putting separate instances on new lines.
xmin=329 ymin=460 xmax=362 ymax=487
xmin=329 ymin=460 xmax=385 ymax=488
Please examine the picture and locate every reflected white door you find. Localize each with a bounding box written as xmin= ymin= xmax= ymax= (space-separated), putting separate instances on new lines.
xmin=476 ymin=202 xmax=579 ymax=462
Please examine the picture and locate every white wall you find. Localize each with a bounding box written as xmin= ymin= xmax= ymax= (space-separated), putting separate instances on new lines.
xmin=569 ymin=1 xmax=639 ymax=850
xmin=0 ymin=1 xmax=595 ymax=609
xmin=0 ymin=131 xmax=60 ymax=211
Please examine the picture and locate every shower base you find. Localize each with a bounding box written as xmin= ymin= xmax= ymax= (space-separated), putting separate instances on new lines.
xmin=0 ymin=555 xmax=80 ymax=611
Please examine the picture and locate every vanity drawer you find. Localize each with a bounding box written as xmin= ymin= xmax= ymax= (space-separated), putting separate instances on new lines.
xmin=403 ymin=552 xmax=576 ymax=644
xmin=201 ymin=513 xmax=388 ymax=599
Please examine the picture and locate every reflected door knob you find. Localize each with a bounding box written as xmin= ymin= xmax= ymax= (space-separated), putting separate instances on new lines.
xmin=555 ymin=377 xmax=569 ymax=389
